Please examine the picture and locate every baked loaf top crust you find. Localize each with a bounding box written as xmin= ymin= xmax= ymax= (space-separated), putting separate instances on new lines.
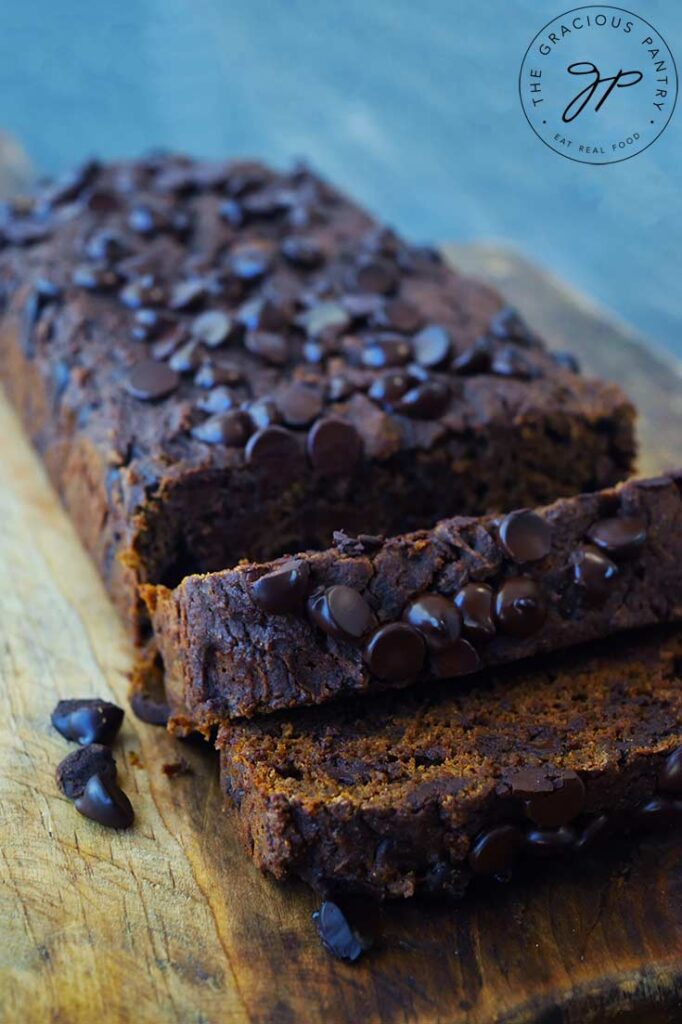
xmin=147 ymin=473 xmax=682 ymax=723
xmin=218 ymin=627 xmax=682 ymax=898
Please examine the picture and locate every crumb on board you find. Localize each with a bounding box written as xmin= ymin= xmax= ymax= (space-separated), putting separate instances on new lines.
xmin=162 ymin=757 xmax=192 ymax=779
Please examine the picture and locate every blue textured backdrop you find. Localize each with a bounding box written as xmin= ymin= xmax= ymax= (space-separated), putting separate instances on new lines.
xmin=0 ymin=0 xmax=679 ymax=357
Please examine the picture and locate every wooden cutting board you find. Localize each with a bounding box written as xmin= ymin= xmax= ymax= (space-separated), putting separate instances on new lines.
xmin=2 ymin=249 xmax=682 ymax=1024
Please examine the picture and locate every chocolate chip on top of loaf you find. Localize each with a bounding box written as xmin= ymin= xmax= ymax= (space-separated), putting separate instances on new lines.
xmin=145 ymin=473 xmax=682 ymax=725
xmin=0 ymin=156 xmax=635 ymax=639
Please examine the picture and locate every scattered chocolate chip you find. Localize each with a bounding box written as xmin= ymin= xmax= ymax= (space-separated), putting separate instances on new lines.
xmin=469 ymin=824 xmax=524 ymax=875
xmin=574 ymin=814 xmax=613 ymax=853
xmin=281 ymin=236 xmax=324 ymax=269
xmin=72 ymin=264 xmax=120 ymax=291
xmin=489 ymin=307 xmax=532 ymax=345
xmin=131 ymin=308 xmax=176 ymax=343
xmin=573 ymin=545 xmax=619 ymax=604
xmin=119 ymin=275 xmax=166 ymax=309
xmin=498 ymin=509 xmax=551 ymax=563
xmin=168 ymin=340 xmax=201 ymax=374
xmin=364 ymin=622 xmax=426 ymax=681
xmin=361 ymin=336 xmax=412 ymax=369
xmin=85 ymin=229 xmax=130 ymax=263
xmin=253 ymin=559 xmax=310 ymax=614
xmin=412 ymin=324 xmax=452 ymax=368
xmin=228 ymin=240 xmax=274 ymax=280
xmin=191 ymin=310 xmax=233 ymax=348
xmin=75 ymin=772 xmax=134 ymax=829
xmin=245 ymin=398 xmax=281 ymax=430
xmin=430 ymin=638 xmax=481 ymax=678
xmin=341 ymin=293 xmax=383 ymax=321
xmin=169 ymin=279 xmax=209 ymax=311
xmin=245 ymin=425 xmax=300 ymax=469
xmin=395 ymin=381 xmax=450 ymax=419
xmin=125 ymin=359 xmax=180 ymax=401
xmin=634 ymin=796 xmax=682 ymax=831
xmin=307 ymin=417 xmax=363 ymax=476
xmin=42 ymin=159 xmax=100 ymax=207
xmin=491 ymin=346 xmax=538 ymax=380
xmin=525 ymin=825 xmax=576 ymax=856
xmin=196 ymin=386 xmax=236 ymax=415
xmin=308 ymin=585 xmax=374 ymax=642
xmin=51 ymin=698 xmax=124 ymax=746
xmin=194 ymin=360 xmax=242 ymax=389
xmin=56 ymin=744 xmax=117 ymax=799
xmin=276 ymin=383 xmax=324 ymax=427
xmin=84 ymin=189 xmax=120 ymax=214
xmin=297 ymin=301 xmax=351 ymax=340
xmin=552 ymin=350 xmax=581 ymax=373
xmin=245 ymin=330 xmax=290 ymax=366
xmin=128 ymin=205 xmax=164 ymax=236
xmin=238 ymin=296 xmax=290 ymax=333
xmin=495 ymin=577 xmax=547 ymax=637
xmin=402 ymin=594 xmax=461 ymax=652
xmin=327 ymin=374 xmax=356 ymax=402
xmin=454 ymin=583 xmax=496 ymax=644
xmin=586 ymin=516 xmax=647 ymax=559
xmin=352 ymin=257 xmax=398 ymax=295
xmin=659 ymin=747 xmax=682 ymax=795
xmin=191 ymin=411 xmax=252 ymax=446
xmin=374 ymin=298 xmax=423 ymax=334
xmin=313 ymin=901 xmax=370 ymax=963
xmin=452 ymin=336 xmax=493 ymax=375
xmin=129 ymin=690 xmax=170 ymax=727
xmin=367 ymin=371 xmax=411 ymax=406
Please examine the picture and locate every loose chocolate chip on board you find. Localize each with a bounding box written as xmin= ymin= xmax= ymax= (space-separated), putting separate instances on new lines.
xmin=313 ymin=901 xmax=370 ymax=962
xmin=573 ymin=545 xmax=619 ymax=604
xmin=402 ymin=594 xmax=461 ymax=652
xmin=307 ymin=418 xmax=363 ymax=476
xmin=468 ymin=824 xmax=524 ymax=875
xmin=574 ymin=814 xmax=613 ymax=853
xmin=659 ymin=747 xmax=682 ymax=794
xmin=56 ymin=744 xmax=117 ymax=799
xmin=454 ymin=583 xmax=496 ymax=643
xmin=126 ymin=359 xmax=180 ymax=401
xmin=525 ymin=825 xmax=576 ymax=857
xmin=586 ymin=516 xmax=647 ymax=558
xmin=75 ymin=772 xmax=134 ymax=829
xmin=308 ymin=585 xmax=374 ymax=642
xmin=51 ymin=698 xmax=124 ymax=746
xmin=498 ymin=510 xmax=551 ymax=563
xmin=364 ymin=622 xmax=426 ymax=682
xmin=495 ymin=577 xmax=547 ymax=637
xmin=252 ymin=559 xmax=310 ymax=615
xmin=430 ymin=638 xmax=481 ymax=678
xmin=130 ymin=690 xmax=170 ymax=727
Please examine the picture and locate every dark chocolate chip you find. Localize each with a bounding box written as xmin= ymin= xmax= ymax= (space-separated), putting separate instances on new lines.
xmin=498 ymin=509 xmax=551 ymax=563
xmin=454 ymin=583 xmax=496 ymax=643
xmin=352 ymin=257 xmax=398 ymax=295
xmin=468 ymin=824 xmax=524 ymax=875
xmin=574 ymin=814 xmax=613 ymax=853
xmin=402 ymin=594 xmax=461 ymax=652
xmin=367 ymin=371 xmax=411 ymax=406
xmin=75 ymin=772 xmax=134 ymax=829
xmin=430 ymin=638 xmax=481 ymax=678
xmin=513 ymin=769 xmax=585 ymax=828
xmin=51 ymin=698 xmax=124 ymax=746
xmin=191 ymin=411 xmax=252 ymax=446
xmin=412 ymin=324 xmax=452 ymax=368
xmin=245 ymin=398 xmax=281 ymax=430
xmin=126 ymin=359 xmax=180 ymax=401
xmin=341 ymin=293 xmax=383 ymax=321
xmin=586 ymin=516 xmax=647 ymax=559
xmin=196 ymin=386 xmax=237 ymax=415
xmin=364 ymin=622 xmax=426 ymax=681
xmin=327 ymin=375 xmax=356 ymax=402
xmin=128 ymin=205 xmax=164 ymax=236
xmin=245 ymin=425 xmax=300 ymax=468
xmin=394 ymin=381 xmax=450 ymax=419
xmin=452 ymin=336 xmax=493 ymax=375
xmin=634 ymin=796 xmax=682 ymax=831
xmin=312 ymin=901 xmax=369 ymax=963
xmin=552 ymin=350 xmax=581 ymax=373
xmin=361 ymin=336 xmax=412 ymax=369
xmin=168 ymin=340 xmax=201 ymax=374
xmin=573 ymin=545 xmax=619 ymax=604
xmin=72 ymin=264 xmax=120 ymax=291
xmin=169 ymin=279 xmax=209 ymax=311
xmin=307 ymin=417 xmax=363 ymax=476
xmin=42 ymin=159 xmax=100 ymax=206
xmin=253 ymin=559 xmax=311 ymax=615
xmin=228 ymin=240 xmax=274 ymax=281
xmin=495 ymin=577 xmax=547 ymax=637
xmin=85 ymin=229 xmax=130 ymax=263
xmin=374 ymin=298 xmax=423 ymax=334
xmin=525 ymin=825 xmax=576 ymax=856
xmin=56 ymin=744 xmax=117 ymax=799
xmin=276 ymin=383 xmax=324 ymax=427
xmin=245 ymin=331 xmax=290 ymax=366
xmin=238 ymin=296 xmax=290 ymax=333
xmin=491 ymin=346 xmax=538 ymax=380
xmin=192 ymin=310 xmax=233 ymax=348
xmin=489 ymin=307 xmax=532 ymax=344
xmin=281 ymin=236 xmax=324 ymax=269
xmin=219 ymin=198 xmax=244 ymax=227
xmin=297 ymin=302 xmax=351 ymax=340
xmin=194 ymin=361 xmax=242 ymax=389
xmin=84 ymin=189 xmax=120 ymax=214
xmin=131 ymin=308 xmax=176 ymax=343
xmin=129 ymin=690 xmax=170 ymax=727
xmin=119 ymin=276 xmax=166 ymax=309
xmin=308 ymin=585 xmax=374 ymax=642
xmin=659 ymin=747 xmax=682 ymax=795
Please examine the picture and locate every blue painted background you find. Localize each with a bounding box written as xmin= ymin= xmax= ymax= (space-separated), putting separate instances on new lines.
xmin=0 ymin=0 xmax=679 ymax=357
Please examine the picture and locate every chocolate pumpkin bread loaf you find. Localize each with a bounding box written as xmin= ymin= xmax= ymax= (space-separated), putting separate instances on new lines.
xmin=217 ymin=626 xmax=682 ymax=899
xmin=0 ymin=156 xmax=634 ymax=640
xmin=145 ymin=473 xmax=682 ymax=725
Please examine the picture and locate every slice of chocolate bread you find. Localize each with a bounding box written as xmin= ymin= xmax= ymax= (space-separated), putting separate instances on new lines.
xmin=0 ymin=156 xmax=634 ymax=641
xmin=217 ymin=626 xmax=682 ymax=899
xmin=145 ymin=473 xmax=682 ymax=725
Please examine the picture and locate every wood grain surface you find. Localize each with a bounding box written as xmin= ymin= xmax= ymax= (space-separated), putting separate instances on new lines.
xmin=1 ymin=251 xmax=681 ymax=1024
